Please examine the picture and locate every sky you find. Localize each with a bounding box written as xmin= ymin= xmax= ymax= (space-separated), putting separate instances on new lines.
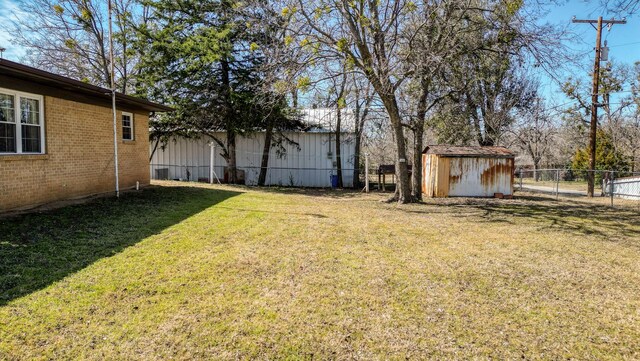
xmin=0 ymin=0 xmax=23 ymax=59
xmin=534 ymin=0 xmax=640 ymax=110
xmin=0 ymin=0 xmax=638 ymax=108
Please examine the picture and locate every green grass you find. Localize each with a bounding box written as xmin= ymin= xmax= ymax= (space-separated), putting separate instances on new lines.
xmin=1 ymin=182 xmax=640 ymax=359
xmin=521 ymin=179 xmax=592 ymax=192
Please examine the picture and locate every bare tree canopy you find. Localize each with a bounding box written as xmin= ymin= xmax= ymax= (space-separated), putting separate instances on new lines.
xmin=7 ymin=0 xmax=142 ymax=93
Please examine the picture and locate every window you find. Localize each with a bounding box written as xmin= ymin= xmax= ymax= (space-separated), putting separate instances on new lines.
xmin=0 ymin=88 xmax=44 ymax=155
xmin=122 ymin=112 xmax=134 ymax=141
xmin=21 ymin=97 xmax=42 ymax=152
xmin=0 ymin=93 xmax=16 ymax=153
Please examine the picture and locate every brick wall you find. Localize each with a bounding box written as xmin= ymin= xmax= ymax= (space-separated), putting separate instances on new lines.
xmin=0 ymin=95 xmax=150 ymax=212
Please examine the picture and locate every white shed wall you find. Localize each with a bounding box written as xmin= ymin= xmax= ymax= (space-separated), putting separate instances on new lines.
xmin=610 ymin=176 xmax=640 ymax=200
xmin=150 ymin=132 xmax=356 ymax=187
xmin=448 ymin=157 xmax=513 ymax=197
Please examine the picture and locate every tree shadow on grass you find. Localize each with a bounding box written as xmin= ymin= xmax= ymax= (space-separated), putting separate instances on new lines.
xmin=257 ymin=186 xmax=366 ymax=199
xmin=474 ymin=198 xmax=640 ymax=242
xmin=406 ymin=195 xmax=640 ymax=243
xmin=0 ymin=185 xmax=241 ymax=306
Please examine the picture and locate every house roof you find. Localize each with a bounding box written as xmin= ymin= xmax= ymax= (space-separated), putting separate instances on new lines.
xmin=0 ymin=58 xmax=172 ymax=112
xmin=423 ymin=145 xmax=515 ymax=158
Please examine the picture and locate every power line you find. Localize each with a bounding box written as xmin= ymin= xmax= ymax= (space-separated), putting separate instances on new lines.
xmin=608 ymin=41 xmax=640 ymax=48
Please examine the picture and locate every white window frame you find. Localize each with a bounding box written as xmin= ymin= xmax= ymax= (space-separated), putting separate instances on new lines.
xmin=0 ymin=87 xmax=45 ymax=155
xmin=122 ymin=111 xmax=134 ymax=141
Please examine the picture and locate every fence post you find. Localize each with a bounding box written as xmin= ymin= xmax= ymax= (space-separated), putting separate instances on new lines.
xmin=365 ymin=153 xmax=370 ymax=193
xmin=610 ymin=171 xmax=615 ymax=207
xmin=519 ymin=167 xmax=523 ymax=191
xmin=209 ymin=143 xmax=214 ymax=184
xmin=556 ymin=169 xmax=560 ymax=200
xmin=208 ymin=143 xmax=221 ymax=184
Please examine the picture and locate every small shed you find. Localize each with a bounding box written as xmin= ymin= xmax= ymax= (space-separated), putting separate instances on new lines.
xmin=422 ymin=145 xmax=515 ymax=198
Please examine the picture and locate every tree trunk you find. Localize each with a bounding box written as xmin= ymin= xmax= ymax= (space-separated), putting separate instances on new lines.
xmin=220 ymin=57 xmax=237 ymax=183
xmin=353 ymin=92 xmax=372 ymax=190
xmin=149 ymin=138 xmax=160 ymax=162
xmin=227 ymin=130 xmax=238 ymax=184
xmin=353 ymin=130 xmax=362 ymax=189
xmin=412 ymin=85 xmax=428 ymax=201
xmin=291 ymin=89 xmax=298 ymax=109
xmin=381 ymin=95 xmax=411 ymax=203
xmin=412 ymin=124 xmax=424 ymax=201
xmin=335 ymin=108 xmax=343 ymax=188
xmin=258 ymin=123 xmax=274 ymax=186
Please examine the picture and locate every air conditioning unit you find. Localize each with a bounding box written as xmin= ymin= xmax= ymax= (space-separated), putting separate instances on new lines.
xmin=155 ymin=168 xmax=169 ymax=180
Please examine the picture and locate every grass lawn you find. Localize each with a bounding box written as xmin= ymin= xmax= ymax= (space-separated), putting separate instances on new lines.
xmin=1 ymin=182 xmax=640 ymax=359
xmin=521 ymin=179 xmax=593 ymax=192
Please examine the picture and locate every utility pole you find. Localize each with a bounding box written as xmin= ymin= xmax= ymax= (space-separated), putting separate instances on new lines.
xmin=572 ymin=16 xmax=626 ymax=197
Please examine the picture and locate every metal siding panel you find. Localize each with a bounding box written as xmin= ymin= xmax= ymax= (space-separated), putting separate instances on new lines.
xmin=148 ymin=132 xmax=356 ymax=187
xmin=434 ymin=156 xmax=449 ymax=197
xmin=447 ymin=157 xmax=513 ymax=197
xmin=422 ymin=154 xmax=427 ymax=195
xmin=422 ymin=154 xmax=434 ymax=197
xmin=430 ymin=154 xmax=437 ymax=196
xmin=612 ymin=176 xmax=640 ymax=199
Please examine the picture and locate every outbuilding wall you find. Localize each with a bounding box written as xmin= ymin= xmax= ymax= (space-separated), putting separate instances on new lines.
xmin=422 ymin=154 xmax=514 ymax=197
xmin=610 ymin=176 xmax=640 ymax=200
xmin=150 ymin=132 xmax=357 ymax=187
xmin=1 ymin=96 xmax=150 ymax=212
xmin=448 ymin=157 xmax=514 ymax=197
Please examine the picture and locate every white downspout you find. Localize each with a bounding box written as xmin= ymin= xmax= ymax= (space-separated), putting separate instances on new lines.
xmin=108 ymin=0 xmax=119 ymax=198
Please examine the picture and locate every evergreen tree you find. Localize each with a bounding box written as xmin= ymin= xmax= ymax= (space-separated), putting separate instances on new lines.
xmin=571 ymin=129 xmax=631 ymax=182
xmin=135 ymin=0 xmax=297 ymax=183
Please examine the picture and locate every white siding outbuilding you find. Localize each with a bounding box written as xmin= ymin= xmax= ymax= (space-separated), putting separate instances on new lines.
xmin=150 ymin=131 xmax=357 ymax=187
xmin=608 ymin=176 xmax=640 ymax=200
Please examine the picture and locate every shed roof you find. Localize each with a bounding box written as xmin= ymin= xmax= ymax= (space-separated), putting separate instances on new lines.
xmin=0 ymin=59 xmax=172 ymax=112
xmin=423 ymin=145 xmax=515 ymax=158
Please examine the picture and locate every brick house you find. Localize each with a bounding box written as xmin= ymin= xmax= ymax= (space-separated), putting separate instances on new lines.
xmin=0 ymin=59 xmax=171 ymax=212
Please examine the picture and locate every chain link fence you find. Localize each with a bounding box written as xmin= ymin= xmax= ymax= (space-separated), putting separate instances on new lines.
xmin=516 ymin=168 xmax=640 ymax=208
xmin=150 ymin=161 xmax=397 ymax=190
xmin=150 ymin=163 xmax=640 ymax=207
xmin=150 ymin=163 xmax=359 ymax=188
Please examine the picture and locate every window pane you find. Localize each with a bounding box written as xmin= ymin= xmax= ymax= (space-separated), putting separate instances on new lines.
xmin=20 ymin=98 xmax=40 ymax=125
xmin=21 ymin=124 xmax=41 ymax=153
xmin=0 ymin=94 xmax=15 ymax=123
xmin=122 ymin=127 xmax=132 ymax=140
xmin=122 ymin=114 xmax=133 ymax=140
xmin=0 ymin=123 xmax=16 ymax=152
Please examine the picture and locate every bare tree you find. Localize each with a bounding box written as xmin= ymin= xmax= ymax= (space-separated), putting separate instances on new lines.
xmin=399 ymin=0 xmax=473 ymax=200
xmin=7 ymin=0 xmax=141 ymax=93
xmin=349 ymin=74 xmax=375 ymax=188
xmin=508 ymin=98 xmax=557 ymax=180
xmin=288 ymin=0 xmax=420 ymax=202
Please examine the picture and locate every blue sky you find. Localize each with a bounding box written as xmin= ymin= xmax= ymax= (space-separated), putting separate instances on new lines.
xmin=0 ymin=0 xmax=638 ymax=107
xmin=535 ymin=0 xmax=640 ymax=108
xmin=0 ymin=0 xmax=23 ymax=59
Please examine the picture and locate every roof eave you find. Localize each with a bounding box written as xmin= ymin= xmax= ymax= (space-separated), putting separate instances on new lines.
xmin=0 ymin=59 xmax=173 ymax=113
